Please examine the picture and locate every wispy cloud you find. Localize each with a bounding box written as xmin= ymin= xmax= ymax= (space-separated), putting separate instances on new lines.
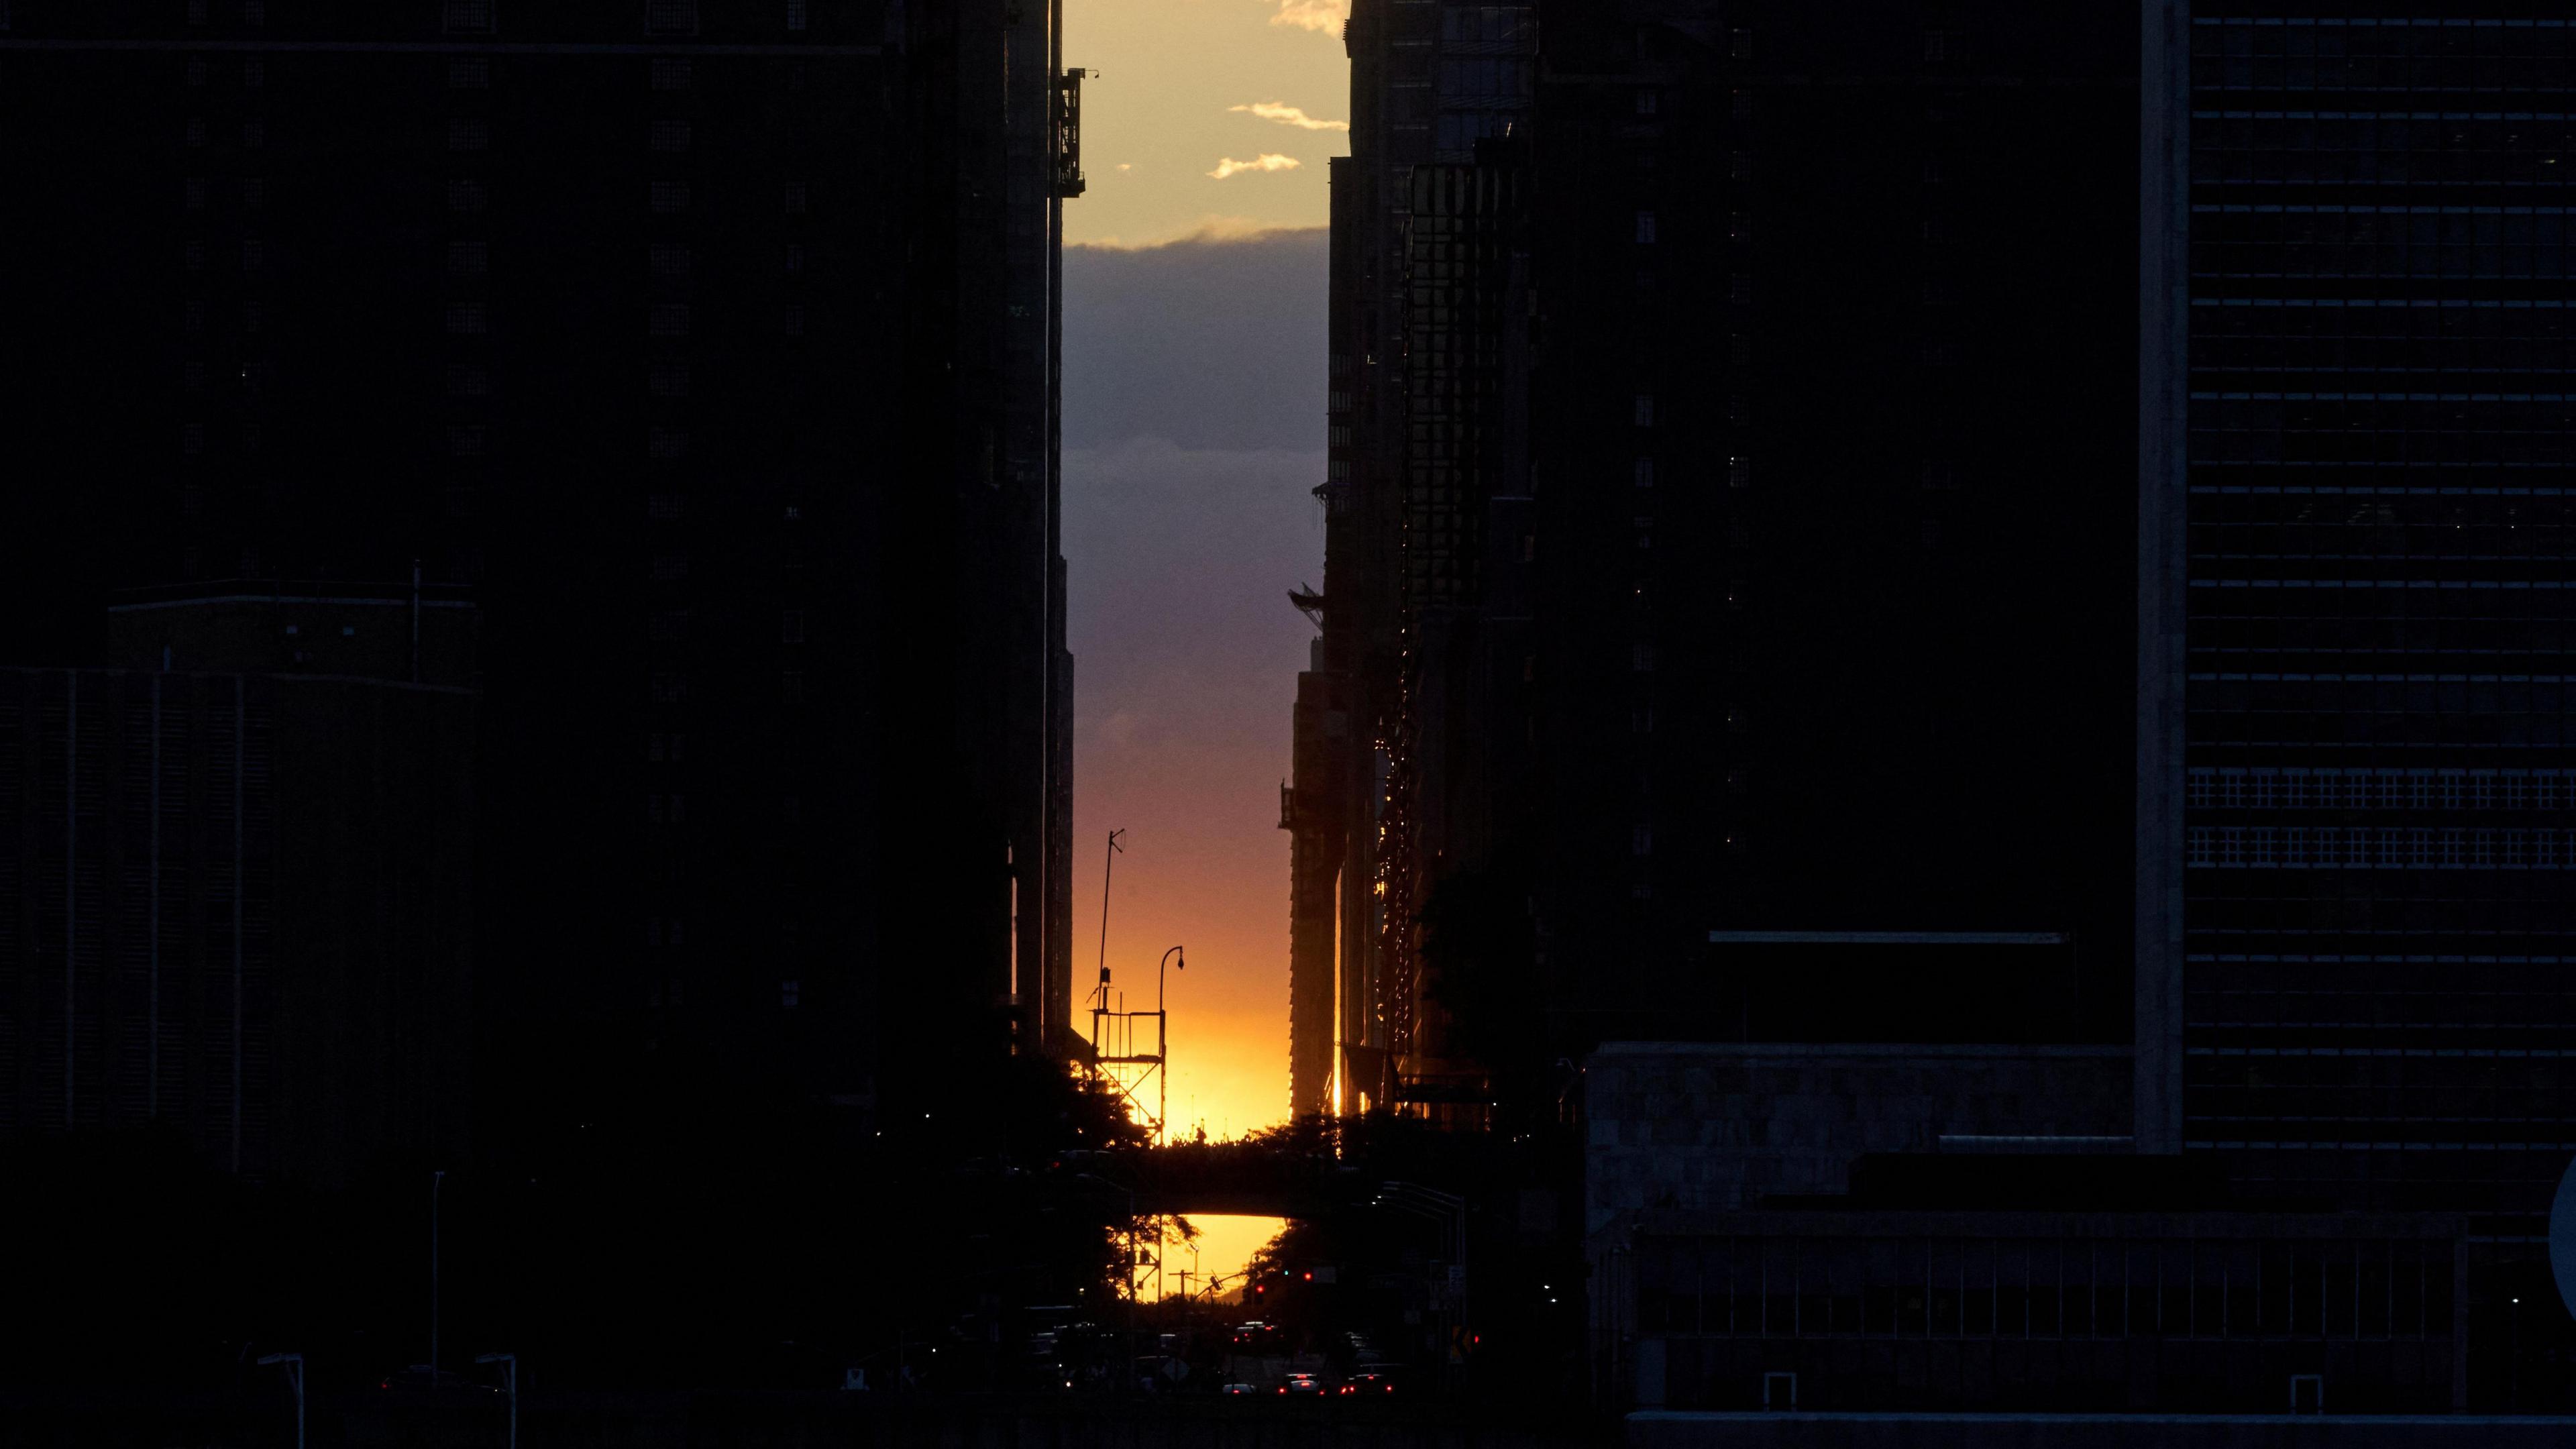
xmin=1230 ymin=101 xmax=1350 ymax=133
xmin=1207 ymin=154 xmax=1303 ymax=180
xmin=1266 ymin=0 xmax=1349 ymax=32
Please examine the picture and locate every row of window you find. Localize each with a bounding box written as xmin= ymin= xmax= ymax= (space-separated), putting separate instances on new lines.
xmin=2187 ymin=824 xmax=2576 ymax=868
xmin=443 ymin=0 xmax=810 ymax=35
xmin=2189 ymin=765 xmax=2574 ymax=810
xmin=2197 ymin=117 xmax=2576 ymax=155
xmin=1640 ymin=1234 xmax=2453 ymax=1343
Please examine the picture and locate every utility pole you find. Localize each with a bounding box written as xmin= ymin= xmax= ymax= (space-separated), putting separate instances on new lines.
xmin=1095 ymin=829 xmax=1124 ymax=1004
xmin=430 ymin=1169 xmax=446 ymax=1377
xmin=258 ymin=1352 xmax=303 ymax=1449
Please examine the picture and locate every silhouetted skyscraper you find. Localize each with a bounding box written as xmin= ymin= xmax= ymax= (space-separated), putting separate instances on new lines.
xmin=2139 ymin=2 xmax=2576 ymax=1239
xmin=1313 ymin=0 xmax=2139 ymax=1115
xmin=0 ymin=1 xmax=1080 ymax=1170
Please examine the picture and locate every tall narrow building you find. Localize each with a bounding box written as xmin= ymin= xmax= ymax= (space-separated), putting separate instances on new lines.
xmin=2140 ymin=1 xmax=2576 ymax=1246
xmin=1311 ymin=0 xmax=2139 ymax=1118
xmin=0 ymin=0 xmax=1079 ymax=1169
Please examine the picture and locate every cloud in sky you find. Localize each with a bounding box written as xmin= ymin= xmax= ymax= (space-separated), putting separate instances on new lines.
xmin=1266 ymin=0 xmax=1349 ymax=32
xmin=1208 ymin=153 xmax=1302 ymax=180
xmin=1230 ymin=101 xmax=1350 ymax=133
xmin=1064 ymin=225 xmax=1325 ymax=451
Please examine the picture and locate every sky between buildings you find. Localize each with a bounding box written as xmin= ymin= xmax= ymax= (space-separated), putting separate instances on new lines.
xmin=1068 ymin=0 xmax=1350 ymax=248
xmin=1061 ymin=0 xmax=1353 ymax=1290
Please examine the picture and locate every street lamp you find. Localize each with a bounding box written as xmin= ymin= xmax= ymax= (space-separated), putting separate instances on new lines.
xmin=1157 ymin=947 xmax=1183 ymax=1146
xmin=257 ymin=1352 xmax=303 ymax=1449
xmin=476 ymin=1352 xmax=518 ymax=1449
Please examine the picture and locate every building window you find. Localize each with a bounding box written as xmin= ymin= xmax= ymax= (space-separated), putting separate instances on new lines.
xmin=1633 ymin=395 xmax=1655 ymax=427
xmin=186 ymin=119 xmax=207 ymax=148
xmin=1729 ymin=274 xmax=1754 ymax=305
xmin=781 ymin=979 xmax=800 ymax=1008
xmin=649 ymin=427 xmax=688 ymax=462
xmin=185 ymin=178 xmax=207 ymax=210
xmin=449 ymin=119 xmax=489 ymax=152
xmin=646 ymin=0 xmax=699 ymax=34
xmin=1631 ymin=826 xmax=1653 ymax=857
xmin=650 ymin=610 xmax=689 ymax=643
xmin=650 ymin=180 xmax=690 ymax=214
xmin=449 ymin=58 xmax=491 ymax=89
xmin=241 ymin=120 xmax=265 ymax=150
xmin=448 ymin=241 xmax=488 ymax=276
xmin=1729 ymin=152 xmax=1752 ymax=181
xmin=651 ymin=118 xmax=692 ymax=152
xmin=244 ymin=178 xmax=265 ymax=208
xmin=188 ymin=0 xmax=207 ymax=25
xmin=781 ymin=610 xmax=806 ymax=644
xmin=448 ymin=365 xmax=490 ymax=397
xmin=1728 ymin=456 xmax=1752 ymax=488
xmin=442 ymin=0 xmax=494 ymax=32
xmin=783 ymin=304 xmax=806 ymax=337
xmin=1633 ymin=211 xmax=1657 ymax=244
xmin=781 ymin=672 xmax=805 ymax=702
xmin=651 ymin=672 xmax=688 ymax=703
xmin=243 ymin=301 xmax=263 ymax=333
xmin=651 ymin=362 xmax=690 ymax=397
xmin=649 ymin=493 xmax=683 ymax=520
xmin=448 ymin=425 xmax=486 ymax=458
xmin=1631 ymin=644 xmax=1657 ymax=674
xmin=239 ymin=239 xmax=262 ymax=270
xmin=182 ymin=423 xmax=205 ymax=455
xmin=1633 ymin=517 xmax=1652 ymax=549
xmin=242 ymin=57 xmax=263 ymax=87
xmin=1729 ymin=27 xmax=1752 ymax=58
xmin=784 ymin=181 xmax=808 ymax=215
xmin=651 ymin=59 xmax=692 ymax=91
xmin=651 ymin=553 xmax=688 ymax=581
xmin=447 ymin=179 xmax=486 ymax=213
xmin=243 ymin=0 xmax=264 ymax=23
xmin=1634 ymin=88 xmax=1658 ymax=115
xmin=648 ymin=303 xmax=690 ymax=337
xmin=787 ymin=0 xmax=808 ymax=29
xmin=445 ymin=301 xmax=489 ymax=335
xmin=650 ymin=241 xmax=692 ymax=277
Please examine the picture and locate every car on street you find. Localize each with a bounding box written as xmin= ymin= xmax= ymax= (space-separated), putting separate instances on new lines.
xmin=1219 ymin=1381 xmax=1259 ymax=1395
xmin=1340 ymin=1372 xmax=1393 ymax=1395
xmin=1280 ymin=1373 xmax=1326 ymax=1396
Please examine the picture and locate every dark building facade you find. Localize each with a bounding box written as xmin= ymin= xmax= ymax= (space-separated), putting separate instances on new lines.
xmin=1 ymin=663 xmax=476 ymax=1189
xmin=2140 ymin=5 xmax=2576 ymax=1237
xmin=0 ymin=1 xmax=1079 ymax=1169
xmin=1309 ymin=1 xmax=2139 ymax=1113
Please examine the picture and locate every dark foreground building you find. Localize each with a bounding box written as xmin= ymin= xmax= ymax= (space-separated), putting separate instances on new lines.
xmin=1305 ymin=1 xmax=2139 ymax=1112
xmin=0 ymin=1 xmax=1080 ymax=1173
xmin=2141 ymin=1 xmax=2576 ymax=1222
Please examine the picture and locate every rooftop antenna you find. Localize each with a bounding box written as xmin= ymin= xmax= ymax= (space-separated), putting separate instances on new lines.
xmin=1094 ymin=828 xmax=1124 ymax=1011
